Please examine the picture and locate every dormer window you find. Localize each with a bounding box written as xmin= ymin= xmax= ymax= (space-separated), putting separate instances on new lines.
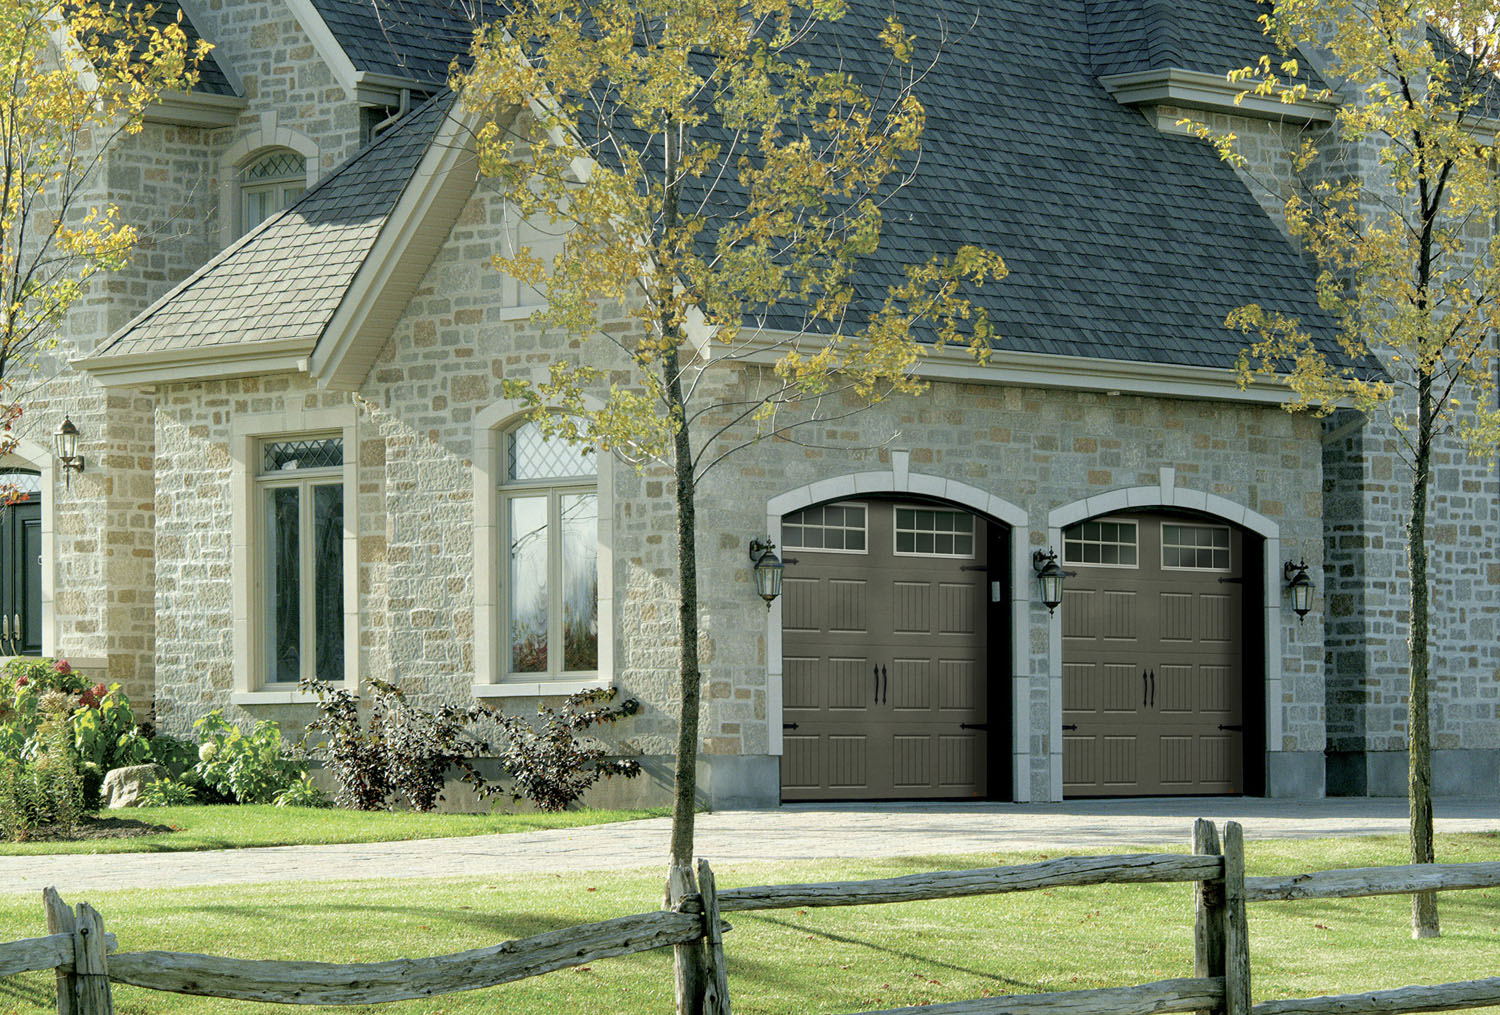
xmin=239 ymin=149 xmax=306 ymax=235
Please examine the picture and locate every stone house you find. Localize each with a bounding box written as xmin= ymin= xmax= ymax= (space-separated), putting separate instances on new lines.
xmin=15 ymin=0 xmax=1497 ymax=807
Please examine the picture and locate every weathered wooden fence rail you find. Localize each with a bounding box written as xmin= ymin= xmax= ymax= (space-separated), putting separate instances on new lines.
xmin=5 ymin=819 xmax=1500 ymax=1015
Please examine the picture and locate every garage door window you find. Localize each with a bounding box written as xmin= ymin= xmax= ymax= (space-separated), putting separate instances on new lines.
xmin=1161 ymin=523 xmax=1230 ymax=570
xmin=894 ymin=507 xmax=974 ymax=557
xmin=1064 ymin=519 xmax=1138 ymax=567
xmin=783 ymin=503 xmax=867 ymax=552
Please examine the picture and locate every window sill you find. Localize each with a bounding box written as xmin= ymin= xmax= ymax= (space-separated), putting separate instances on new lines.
xmin=472 ymin=678 xmax=608 ymax=699
xmin=230 ymin=689 xmax=329 ymax=705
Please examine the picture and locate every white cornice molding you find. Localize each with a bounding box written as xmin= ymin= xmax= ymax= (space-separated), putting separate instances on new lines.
xmin=143 ymin=89 xmax=247 ymax=128
xmin=1100 ymin=68 xmax=1340 ymax=125
xmin=736 ymin=332 xmax=1295 ymax=404
xmin=74 ymin=337 xmax=312 ymax=388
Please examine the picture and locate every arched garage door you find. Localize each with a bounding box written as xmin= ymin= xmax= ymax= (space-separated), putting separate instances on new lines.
xmin=779 ymin=498 xmax=1010 ymax=801
xmin=1061 ymin=511 xmax=1260 ymax=796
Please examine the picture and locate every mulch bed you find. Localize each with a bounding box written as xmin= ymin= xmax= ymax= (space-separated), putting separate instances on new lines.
xmin=16 ymin=816 xmax=174 ymax=843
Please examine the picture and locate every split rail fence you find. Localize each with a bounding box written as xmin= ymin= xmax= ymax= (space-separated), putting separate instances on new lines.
xmin=4 ymin=819 xmax=1500 ymax=1014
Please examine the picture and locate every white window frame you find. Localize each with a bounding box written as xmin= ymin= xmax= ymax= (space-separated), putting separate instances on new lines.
xmin=256 ymin=436 xmax=344 ymax=686
xmin=1063 ymin=516 xmax=1140 ymax=569
xmin=781 ymin=500 xmax=869 ymax=555
xmin=891 ymin=503 xmax=977 ymax=559
xmin=472 ymin=400 xmax=613 ymax=698
xmin=230 ymin=408 xmax=358 ymax=704
xmin=1159 ymin=521 xmax=1233 ymax=573
xmin=236 ymin=148 xmax=307 ymax=236
xmin=495 ymin=199 xmax=566 ymax=320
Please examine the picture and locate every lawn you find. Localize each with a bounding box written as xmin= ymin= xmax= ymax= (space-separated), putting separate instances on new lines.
xmin=0 ymin=805 xmax=668 ymax=856
xmin=1 ymin=833 xmax=1498 ymax=1014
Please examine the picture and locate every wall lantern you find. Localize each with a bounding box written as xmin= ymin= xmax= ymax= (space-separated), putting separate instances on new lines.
xmin=53 ymin=416 xmax=84 ymax=489
xmin=1032 ymin=548 xmax=1074 ymax=615
xmin=1284 ymin=558 xmax=1314 ymax=620
xmin=748 ymin=538 xmax=784 ymax=608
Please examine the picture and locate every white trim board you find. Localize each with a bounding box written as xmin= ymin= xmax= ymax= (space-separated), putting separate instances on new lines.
xmin=764 ymin=458 xmax=1034 ymax=803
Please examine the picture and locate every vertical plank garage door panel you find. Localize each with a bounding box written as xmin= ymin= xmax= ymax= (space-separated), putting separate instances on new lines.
xmin=781 ymin=499 xmax=992 ymax=800
xmin=1061 ymin=513 xmax=1246 ymax=796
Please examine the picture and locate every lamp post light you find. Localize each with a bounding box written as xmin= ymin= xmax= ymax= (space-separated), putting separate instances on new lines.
xmin=748 ymin=538 xmax=784 ymax=608
xmin=53 ymin=417 xmax=84 ymax=490
xmin=1284 ymin=558 xmax=1314 ymax=620
xmin=1032 ymin=548 xmax=1074 ymax=615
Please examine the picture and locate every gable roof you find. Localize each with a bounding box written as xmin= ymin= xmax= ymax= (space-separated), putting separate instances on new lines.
xmin=305 ymin=0 xmax=471 ymax=87
xmin=86 ymin=0 xmax=1360 ymax=391
xmin=83 ymin=93 xmax=454 ymax=375
xmin=152 ymin=1 xmax=237 ymax=96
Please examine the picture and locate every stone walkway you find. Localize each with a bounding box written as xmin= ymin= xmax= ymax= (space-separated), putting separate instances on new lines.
xmin=2 ymin=797 xmax=1494 ymax=896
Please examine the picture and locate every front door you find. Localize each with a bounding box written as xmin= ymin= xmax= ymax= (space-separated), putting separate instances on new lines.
xmin=1061 ymin=513 xmax=1245 ymax=796
xmin=0 ymin=472 xmax=42 ymax=656
xmin=780 ymin=499 xmax=989 ymax=800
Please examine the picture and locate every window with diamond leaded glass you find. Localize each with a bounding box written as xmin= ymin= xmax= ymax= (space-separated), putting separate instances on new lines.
xmin=501 ymin=421 xmax=598 ymax=677
xmin=239 ymin=149 xmax=306 ymax=235
xmin=258 ymin=436 xmax=343 ymax=683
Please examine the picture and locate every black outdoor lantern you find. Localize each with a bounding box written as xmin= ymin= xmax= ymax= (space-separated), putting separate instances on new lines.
xmin=748 ymin=538 xmax=784 ymax=608
xmin=53 ymin=416 xmax=84 ymax=489
xmin=1284 ymin=558 xmax=1314 ymax=620
xmin=1032 ymin=548 xmax=1073 ymax=615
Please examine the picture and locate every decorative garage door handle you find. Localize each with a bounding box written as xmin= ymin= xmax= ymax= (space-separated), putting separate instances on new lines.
xmin=1218 ymin=724 xmax=1243 ymax=731
xmin=1142 ymin=669 xmax=1148 ymax=707
xmin=959 ymin=722 xmax=988 ymax=730
xmin=873 ymin=665 xmax=880 ymax=704
xmin=783 ymin=722 xmax=799 ymax=730
xmin=881 ymin=665 xmax=888 ymax=704
xmin=1149 ymin=670 xmax=1155 ymax=708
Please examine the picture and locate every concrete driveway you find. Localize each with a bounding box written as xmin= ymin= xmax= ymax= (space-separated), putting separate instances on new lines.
xmin=2 ymin=796 xmax=1494 ymax=896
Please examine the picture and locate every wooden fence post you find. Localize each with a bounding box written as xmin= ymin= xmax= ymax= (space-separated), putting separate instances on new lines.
xmin=667 ymin=863 xmax=708 ymax=1015
xmin=42 ymin=889 xmax=77 ymax=1015
xmin=696 ymin=860 xmax=731 ymax=1015
xmin=71 ymin=904 xmax=113 ymax=1015
xmin=1223 ymin=821 xmax=1250 ymax=1015
xmin=1192 ymin=819 xmax=1225 ymax=1015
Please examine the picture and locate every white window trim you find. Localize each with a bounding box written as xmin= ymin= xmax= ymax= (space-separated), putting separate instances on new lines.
xmin=1063 ymin=515 xmax=1141 ymax=570
xmin=891 ymin=502 xmax=978 ymax=559
xmin=781 ymin=500 xmax=869 ymax=555
xmin=230 ymin=407 xmax=358 ymax=704
xmin=1160 ymin=522 xmax=1233 ymax=573
xmin=472 ymin=398 xmax=613 ymax=698
xmin=218 ymin=115 xmax=321 ymax=248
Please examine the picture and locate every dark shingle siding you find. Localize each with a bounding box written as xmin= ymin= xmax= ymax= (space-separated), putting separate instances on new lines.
xmin=95 ymin=95 xmax=453 ymax=359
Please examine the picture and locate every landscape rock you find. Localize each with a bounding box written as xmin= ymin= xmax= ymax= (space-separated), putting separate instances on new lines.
xmin=101 ymin=764 xmax=166 ymax=809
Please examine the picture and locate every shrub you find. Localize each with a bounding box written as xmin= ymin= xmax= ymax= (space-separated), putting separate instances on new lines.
xmin=72 ymin=683 xmax=152 ymax=802
xmin=138 ymin=776 xmax=197 ymax=807
xmin=272 ymin=773 xmax=329 ymax=808
xmin=0 ymin=692 xmax=86 ymax=839
xmin=495 ymin=689 xmax=641 ymax=812
xmin=143 ymin=732 xmax=198 ymax=776
xmin=300 ymin=677 xmax=494 ymax=812
xmin=192 ymin=711 xmax=307 ymax=804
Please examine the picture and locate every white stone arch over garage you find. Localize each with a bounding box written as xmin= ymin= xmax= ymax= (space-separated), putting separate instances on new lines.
xmin=1045 ymin=466 xmax=1282 ymax=801
xmin=217 ymin=116 xmax=323 ymax=246
xmin=765 ymin=451 xmax=1033 ymax=802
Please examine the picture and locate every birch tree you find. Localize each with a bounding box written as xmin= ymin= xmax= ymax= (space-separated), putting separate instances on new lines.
xmin=1206 ymin=0 xmax=1500 ymax=939
xmin=452 ymin=0 xmax=1004 ymax=871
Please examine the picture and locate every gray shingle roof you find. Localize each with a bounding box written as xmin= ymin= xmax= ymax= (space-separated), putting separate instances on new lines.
xmin=307 ymin=0 xmax=472 ymax=86
xmin=1088 ymin=0 xmax=1330 ymax=93
xmin=125 ymin=1 xmax=238 ymax=96
xmin=93 ymin=94 xmax=452 ymax=360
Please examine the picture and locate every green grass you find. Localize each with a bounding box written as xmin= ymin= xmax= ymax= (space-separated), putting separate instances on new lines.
xmin=1 ymin=833 xmax=1498 ymax=1014
xmin=0 ymin=805 xmax=667 ymax=855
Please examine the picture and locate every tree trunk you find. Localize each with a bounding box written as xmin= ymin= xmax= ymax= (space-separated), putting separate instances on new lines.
xmin=1409 ymin=367 xmax=1438 ymax=939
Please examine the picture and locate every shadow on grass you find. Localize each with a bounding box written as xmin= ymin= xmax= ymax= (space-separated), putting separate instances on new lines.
xmin=740 ymin=914 xmax=1043 ymax=993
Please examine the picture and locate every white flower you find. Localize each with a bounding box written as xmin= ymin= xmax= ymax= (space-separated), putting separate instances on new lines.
xmin=198 ymin=742 xmax=218 ymax=763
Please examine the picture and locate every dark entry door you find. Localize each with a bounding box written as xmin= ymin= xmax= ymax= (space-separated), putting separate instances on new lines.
xmin=1061 ymin=513 xmax=1244 ymax=796
xmin=0 ymin=476 xmax=42 ymax=656
xmin=781 ymin=500 xmax=989 ymax=800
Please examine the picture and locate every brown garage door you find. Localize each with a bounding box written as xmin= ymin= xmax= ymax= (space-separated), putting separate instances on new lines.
xmin=781 ymin=500 xmax=989 ymax=800
xmin=1061 ymin=513 xmax=1244 ymax=796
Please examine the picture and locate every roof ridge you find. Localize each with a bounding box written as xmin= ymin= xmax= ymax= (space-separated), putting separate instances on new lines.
xmin=92 ymin=91 xmax=454 ymax=360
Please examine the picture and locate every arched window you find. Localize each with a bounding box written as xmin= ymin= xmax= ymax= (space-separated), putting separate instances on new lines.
xmin=238 ymin=149 xmax=306 ymax=235
xmin=501 ymin=421 xmax=598 ymax=677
